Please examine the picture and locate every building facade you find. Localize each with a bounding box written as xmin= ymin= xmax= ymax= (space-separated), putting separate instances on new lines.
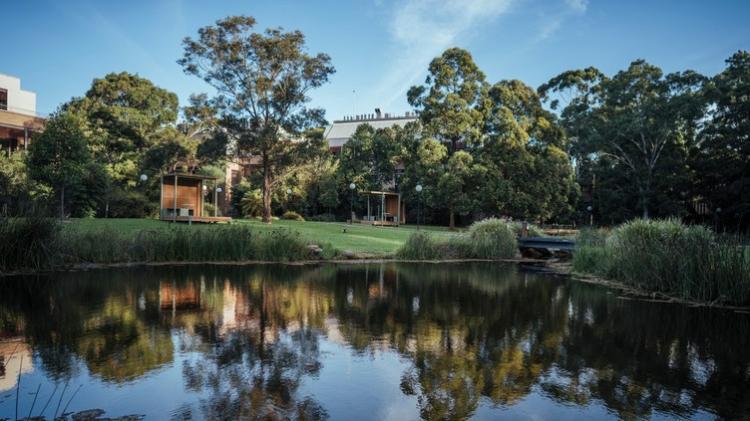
xmin=324 ymin=109 xmax=417 ymax=153
xmin=0 ymin=74 xmax=45 ymax=156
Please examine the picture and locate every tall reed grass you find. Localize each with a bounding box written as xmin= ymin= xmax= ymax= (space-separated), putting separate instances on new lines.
xmin=0 ymin=216 xmax=60 ymax=272
xmin=573 ymin=219 xmax=750 ymax=305
xmin=0 ymin=219 xmax=327 ymax=273
xmin=397 ymin=218 xmax=518 ymax=260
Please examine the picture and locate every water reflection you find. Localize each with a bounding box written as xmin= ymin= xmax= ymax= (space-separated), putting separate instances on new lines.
xmin=0 ymin=263 xmax=748 ymax=419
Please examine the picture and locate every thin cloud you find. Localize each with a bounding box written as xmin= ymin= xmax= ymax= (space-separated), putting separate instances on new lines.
xmin=372 ymin=0 xmax=514 ymax=112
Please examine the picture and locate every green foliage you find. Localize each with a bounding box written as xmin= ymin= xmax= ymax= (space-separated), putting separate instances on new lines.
xmin=396 ymin=231 xmax=449 ymax=260
xmin=692 ymin=51 xmax=750 ymax=228
xmin=282 ymin=211 xmax=305 ymax=221
xmin=397 ymin=218 xmax=517 ymax=260
xmin=63 ymin=225 xmax=315 ymax=263
xmin=541 ymin=60 xmax=706 ymax=221
xmin=27 ymin=112 xmax=96 ymax=218
xmin=0 ymin=216 xmax=60 ymax=272
xmin=106 ymin=188 xmax=156 ymax=218
xmin=408 ymin=47 xmax=488 ymax=152
xmin=307 ymin=213 xmax=336 ymax=222
xmin=240 ymin=189 xmax=263 ymax=218
xmin=574 ymin=219 xmax=750 ymax=305
xmin=179 ymin=15 xmax=335 ymax=223
xmin=465 ymin=218 xmax=518 ymax=259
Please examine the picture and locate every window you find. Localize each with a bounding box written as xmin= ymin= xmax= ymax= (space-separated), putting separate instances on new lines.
xmin=0 ymin=89 xmax=7 ymax=110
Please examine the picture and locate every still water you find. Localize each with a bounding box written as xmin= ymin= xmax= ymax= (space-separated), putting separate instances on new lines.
xmin=0 ymin=263 xmax=748 ymax=420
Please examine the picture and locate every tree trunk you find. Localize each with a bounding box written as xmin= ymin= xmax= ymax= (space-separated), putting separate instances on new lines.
xmin=262 ymin=159 xmax=272 ymax=224
xmin=60 ymin=186 xmax=65 ymax=220
xmin=449 ymin=207 xmax=455 ymax=229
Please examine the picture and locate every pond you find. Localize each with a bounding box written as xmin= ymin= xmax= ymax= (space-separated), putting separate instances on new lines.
xmin=0 ymin=263 xmax=748 ymax=420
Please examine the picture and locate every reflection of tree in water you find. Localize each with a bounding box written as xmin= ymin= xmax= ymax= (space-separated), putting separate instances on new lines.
xmin=178 ymin=273 xmax=329 ymax=420
xmin=1 ymin=264 xmax=749 ymax=420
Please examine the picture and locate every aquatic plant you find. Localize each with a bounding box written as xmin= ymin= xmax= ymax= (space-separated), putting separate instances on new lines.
xmin=397 ymin=218 xmax=518 ymax=260
xmin=0 ymin=215 xmax=60 ymax=272
xmin=574 ymin=219 xmax=750 ymax=305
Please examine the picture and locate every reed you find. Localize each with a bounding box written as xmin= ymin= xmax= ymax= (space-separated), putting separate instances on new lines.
xmin=61 ymin=225 xmax=317 ymax=264
xmin=0 ymin=216 xmax=61 ymax=272
xmin=573 ymin=219 xmax=750 ymax=305
xmin=397 ymin=218 xmax=517 ymax=260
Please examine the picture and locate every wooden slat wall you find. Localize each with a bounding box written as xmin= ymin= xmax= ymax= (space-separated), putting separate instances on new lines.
xmin=161 ymin=178 xmax=203 ymax=216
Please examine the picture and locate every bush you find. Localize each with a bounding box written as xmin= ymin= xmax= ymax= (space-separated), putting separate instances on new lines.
xmin=107 ymin=189 xmax=155 ymax=218
xmin=465 ymin=218 xmax=518 ymax=259
xmin=0 ymin=216 xmax=61 ymax=272
xmin=308 ymin=213 xmax=336 ymax=222
xmin=281 ymin=211 xmax=305 ymax=221
xmin=396 ymin=231 xmax=449 ymax=260
xmin=397 ymin=218 xmax=518 ymax=260
xmin=240 ymin=189 xmax=263 ymax=218
xmin=574 ymin=219 xmax=750 ymax=305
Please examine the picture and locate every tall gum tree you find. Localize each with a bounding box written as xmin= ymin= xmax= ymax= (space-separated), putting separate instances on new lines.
xmin=540 ymin=60 xmax=706 ymax=219
xmin=407 ymin=48 xmax=489 ymax=153
xmin=179 ymin=16 xmax=335 ymax=223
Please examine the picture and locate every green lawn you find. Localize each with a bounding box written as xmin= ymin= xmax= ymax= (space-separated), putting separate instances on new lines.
xmin=64 ymin=218 xmax=461 ymax=255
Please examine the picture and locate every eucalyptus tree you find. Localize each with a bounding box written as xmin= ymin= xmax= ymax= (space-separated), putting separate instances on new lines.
xmin=692 ymin=51 xmax=750 ymax=228
xmin=407 ymin=48 xmax=489 ymax=153
xmin=540 ymin=60 xmax=706 ymax=219
xmin=179 ymin=15 xmax=335 ymax=223
xmin=477 ymin=80 xmax=577 ymax=222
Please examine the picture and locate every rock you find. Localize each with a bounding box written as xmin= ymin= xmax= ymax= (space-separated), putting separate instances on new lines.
xmin=307 ymin=244 xmax=323 ymax=257
xmin=342 ymin=250 xmax=356 ymax=259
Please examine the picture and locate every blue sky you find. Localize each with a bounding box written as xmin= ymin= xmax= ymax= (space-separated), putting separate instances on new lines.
xmin=4 ymin=0 xmax=749 ymax=120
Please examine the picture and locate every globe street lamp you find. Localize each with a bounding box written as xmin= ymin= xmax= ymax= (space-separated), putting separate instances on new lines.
xmin=586 ymin=205 xmax=593 ymax=226
xmin=415 ymin=184 xmax=423 ymax=230
xmin=349 ymin=183 xmax=356 ymax=224
xmin=215 ymin=187 xmax=223 ymax=217
xmin=139 ymin=174 xmax=148 ymax=182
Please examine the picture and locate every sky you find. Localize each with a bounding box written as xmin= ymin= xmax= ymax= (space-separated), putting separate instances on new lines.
xmin=3 ymin=0 xmax=749 ymax=120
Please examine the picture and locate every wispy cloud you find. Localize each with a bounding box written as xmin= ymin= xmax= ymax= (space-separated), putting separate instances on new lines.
xmin=372 ymin=0 xmax=514 ymax=111
xmin=537 ymin=0 xmax=589 ymax=41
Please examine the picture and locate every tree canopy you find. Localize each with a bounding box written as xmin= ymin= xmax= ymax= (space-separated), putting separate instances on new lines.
xmin=179 ymin=15 xmax=335 ymax=223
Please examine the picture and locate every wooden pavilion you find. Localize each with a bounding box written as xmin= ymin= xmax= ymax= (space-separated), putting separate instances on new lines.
xmin=160 ymin=172 xmax=231 ymax=223
xmin=357 ymin=191 xmax=405 ymax=226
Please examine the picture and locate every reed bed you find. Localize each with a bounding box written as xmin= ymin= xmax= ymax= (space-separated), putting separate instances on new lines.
xmin=573 ymin=219 xmax=750 ymax=305
xmin=397 ymin=218 xmax=518 ymax=260
xmin=0 ymin=219 xmax=328 ymax=273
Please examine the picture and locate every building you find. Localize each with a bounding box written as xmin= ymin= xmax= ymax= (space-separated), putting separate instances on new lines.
xmin=324 ymin=109 xmax=417 ymax=153
xmin=160 ymin=171 xmax=231 ymax=223
xmin=0 ymin=74 xmax=45 ymax=156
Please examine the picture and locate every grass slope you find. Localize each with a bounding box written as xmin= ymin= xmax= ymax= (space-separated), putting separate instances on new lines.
xmin=64 ymin=218 xmax=460 ymax=255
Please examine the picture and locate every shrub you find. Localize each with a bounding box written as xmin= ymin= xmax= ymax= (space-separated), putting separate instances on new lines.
xmin=396 ymin=218 xmax=518 ymax=260
xmin=240 ymin=189 xmax=263 ymax=218
xmin=396 ymin=231 xmax=448 ymax=260
xmin=465 ymin=218 xmax=517 ymax=259
xmin=107 ymin=189 xmax=156 ymax=218
xmin=308 ymin=213 xmax=336 ymax=222
xmin=281 ymin=211 xmax=305 ymax=221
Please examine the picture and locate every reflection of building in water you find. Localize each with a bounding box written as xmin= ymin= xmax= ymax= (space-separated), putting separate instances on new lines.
xmin=0 ymin=339 xmax=33 ymax=392
xmin=160 ymin=281 xmax=201 ymax=311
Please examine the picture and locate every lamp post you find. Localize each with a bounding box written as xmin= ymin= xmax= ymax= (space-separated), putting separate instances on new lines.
xmin=215 ymin=187 xmax=222 ymax=217
xmin=586 ymin=205 xmax=593 ymax=226
xmin=139 ymin=174 xmax=148 ymax=183
xmin=349 ymin=183 xmax=356 ymax=224
xmin=415 ymin=184 xmax=423 ymax=230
